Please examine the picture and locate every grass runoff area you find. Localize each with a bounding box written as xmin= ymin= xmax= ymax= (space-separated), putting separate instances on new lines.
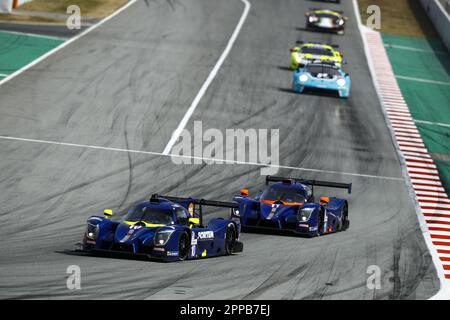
xmin=0 ymin=0 xmax=129 ymax=23
xmin=358 ymin=0 xmax=450 ymax=194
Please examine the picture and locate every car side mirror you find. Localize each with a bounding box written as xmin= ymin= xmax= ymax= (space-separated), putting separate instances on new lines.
xmin=240 ymin=188 xmax=249 ymax=197
xmin=188 ymin=217 xmax=200 ymax=227
xmin=104 ymin=209 xmax=113 ymax=218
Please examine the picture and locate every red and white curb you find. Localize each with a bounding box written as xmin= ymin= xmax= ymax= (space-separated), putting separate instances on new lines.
xmin=355 ymin=19 xmax=450 ymax=297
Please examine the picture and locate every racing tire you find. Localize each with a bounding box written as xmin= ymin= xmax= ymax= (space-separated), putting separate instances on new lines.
xmin=224 ymin=223 xmax=237 ymax=255
xmin=340 ymin=203 xmax=349 ymax=231
xmin=178 ymin=232 xmax=190 ymax=261
xmin=317 ymin=207 xmax=325 ymax=236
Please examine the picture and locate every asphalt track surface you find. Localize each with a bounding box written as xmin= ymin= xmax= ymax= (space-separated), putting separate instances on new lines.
xmin=0 ymin=0 xmax=440 ymax=299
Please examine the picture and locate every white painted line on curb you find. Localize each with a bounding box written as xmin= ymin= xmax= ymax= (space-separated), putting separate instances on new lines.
xmin=162 ymin=0 xmax=251 ymax=155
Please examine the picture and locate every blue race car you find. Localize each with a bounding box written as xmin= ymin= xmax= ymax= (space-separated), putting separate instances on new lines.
xmin=233 ymin=176 xmax=351 ymax=237
xmin=292 ymin=61 xmax=351 ymax=98
xmin=80 ymin=194 xmax=243 ymax=261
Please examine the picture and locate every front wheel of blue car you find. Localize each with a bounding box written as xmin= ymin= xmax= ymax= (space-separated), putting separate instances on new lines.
xmin=225 ymin=223 xmax=236 ymax=255
xmin=178 ymin=232 xmax=190 ymax=261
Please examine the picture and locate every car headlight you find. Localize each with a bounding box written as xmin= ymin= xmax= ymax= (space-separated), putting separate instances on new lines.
xmin=154 ymin=229 xmax=175 ymax=246
xmin=309 ymin=16 xmax=319 ymax=23
xmin=297 ymin=208 xmax=314 ymax=222
xmin=299 ymin=74 xmax=309 ymax=82
xmin=337 ymin=78 xmax=346 ymax=87
xmin=86 ymin=223 xmax=99 ymax=240
xmin=338 ymin=19 xmax=345 ymax=26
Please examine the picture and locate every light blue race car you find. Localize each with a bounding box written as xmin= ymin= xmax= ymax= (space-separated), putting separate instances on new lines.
xmin=292 ymin=61 xmax=351 ymax=98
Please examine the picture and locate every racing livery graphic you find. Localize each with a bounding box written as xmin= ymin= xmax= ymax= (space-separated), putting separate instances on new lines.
xmin=292 ymin=61 xmax=351 ymax=98
xmin=80 ymin=194 xmax=243 ymax=261
xmin=233 ymin=176 xmax=351 ymax=237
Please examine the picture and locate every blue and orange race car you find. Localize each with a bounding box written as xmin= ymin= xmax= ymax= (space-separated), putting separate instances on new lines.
xmin=80 ymin=194 xmax=243 ymax=261
xmin=233 ymin=176 xmax=351 ymax=237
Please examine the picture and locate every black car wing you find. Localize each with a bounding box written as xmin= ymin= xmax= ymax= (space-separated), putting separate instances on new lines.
xmin=149 ymin=194 xmax=239 ymax=226
xmin=265 ymin=176 xmax=352 ymax=194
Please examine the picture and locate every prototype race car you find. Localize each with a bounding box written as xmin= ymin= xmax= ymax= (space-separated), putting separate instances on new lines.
xmin=290 ymin=42 xmax=344 ymax=69
xmin=305 ymin=9 xmax=348 ymax=35
xmin=233 ymin=176 xmax=351 ymax=237
xmin=80 ymin=194 xmax=243 ymax=261
xmin=292 ymin=61 xmax=351 ymax=98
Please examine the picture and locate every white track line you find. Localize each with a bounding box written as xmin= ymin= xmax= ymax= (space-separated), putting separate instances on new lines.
xmin=396 ymin=75 xmax=450 ymax=86
xmin=162 ymin=0 xmax=251 ymax=155
xmin=0 ymin=0 xmax=139 ymax=87
xmin=0 ymin=30 xmax=67 ymax=41
xmin=0 ymin=134 xmax=403 ymax=181
xmin=415 ymin=119 xmax=450 ymax=129
xmin=383 ymin=43 xmax=448 ymax=55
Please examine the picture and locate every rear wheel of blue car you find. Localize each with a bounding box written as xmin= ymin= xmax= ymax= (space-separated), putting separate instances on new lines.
xmin=341 ymin=203 xmax=349 ymax=231
xmin=225 ymin=223 xmax=236 ymax=255
xmin=178 ymin=232 xmax=189 ymax=261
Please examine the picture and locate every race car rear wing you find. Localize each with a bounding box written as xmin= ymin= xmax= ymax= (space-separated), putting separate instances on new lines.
xmin=265 ymin=176 xmax=352 ymax=194
xmin=295 ymin=40 xmax=340 ymax=48
xmin=309 ymin=8 xmax=344 ymax=14
xmin=149 ymin=194 xmax=239 ymax=226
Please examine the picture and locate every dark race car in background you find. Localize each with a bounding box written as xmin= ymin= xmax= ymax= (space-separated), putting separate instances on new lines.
xmin=232 ymin=176 xmax=351 ymax=237
xmin=305 ymin=9 xmax=348 ymax=35
xmin=80 ymin=194 xmax=243 ymax=261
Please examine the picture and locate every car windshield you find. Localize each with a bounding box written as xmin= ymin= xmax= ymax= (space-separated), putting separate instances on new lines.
xmin=306 ymin=65 xmax=340 ymax=78
xmin=301 ymin=47 xmax=333 ymax=56
xmin=124 ymin=205 xmax=174 ymax=225
xmin=260 ymin=186 xmax=306 ymax=203
xmin=317 ymin=13 xmax=339 ymax=20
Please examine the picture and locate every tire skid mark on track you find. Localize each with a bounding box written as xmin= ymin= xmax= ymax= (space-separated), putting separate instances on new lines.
xmin=118 ymin=118 xmax=134 ymax=208
xmin=162 ymin=0 xmax=251 ymax=155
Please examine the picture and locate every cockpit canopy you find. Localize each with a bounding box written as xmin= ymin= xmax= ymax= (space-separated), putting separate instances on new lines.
xmin=124 ymin=203 xmax=190 ymax=226
xmin=260 ymin=185 xmax=307 ymax=205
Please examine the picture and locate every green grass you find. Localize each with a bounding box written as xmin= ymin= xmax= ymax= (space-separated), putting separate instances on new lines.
xmin=0 ymin=31 xmax=64 ymax=76
xmin=358 ymin=0 xmax=438 ymax=37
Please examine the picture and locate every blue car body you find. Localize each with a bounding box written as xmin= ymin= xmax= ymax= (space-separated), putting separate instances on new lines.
xmin=81 ymin=195 xmax=243 ymax=261
xmin=233 ymin=176 xmax=351 ymax=237
xmin=292 ymin=62 xmax=351 ymax=98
